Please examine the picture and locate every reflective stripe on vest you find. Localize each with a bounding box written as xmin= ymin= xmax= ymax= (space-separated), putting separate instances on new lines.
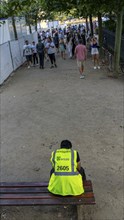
xmin=53 ymin=149 xmax=79 ymax=176
xmin=52 ymin=151 xmax=56 ymax=167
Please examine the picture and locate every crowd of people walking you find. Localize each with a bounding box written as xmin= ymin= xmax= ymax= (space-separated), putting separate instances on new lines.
xmin=23 ymin=24 xmax=100 ymax=78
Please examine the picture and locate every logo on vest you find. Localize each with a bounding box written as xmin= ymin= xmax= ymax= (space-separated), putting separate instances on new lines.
xmin=56 ymin=156 xmax=69 ymax=161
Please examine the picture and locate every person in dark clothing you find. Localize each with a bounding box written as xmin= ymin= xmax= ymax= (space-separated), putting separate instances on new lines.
xmin=53 ymin=32 xmax=59 ymax=53
xmin=72 ymin=36 xmax=76 ymax=57
xmin=36 ymin=39 xmax=45 ymax=69
xmin=81 ymin=31 xmax=86 ymax=46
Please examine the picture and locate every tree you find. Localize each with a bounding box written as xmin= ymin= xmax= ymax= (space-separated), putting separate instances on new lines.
xmin=73 ymin=0 xmax=124 ymax=76
xmin=112 ymin=2 xmax=124 ymax=77
xmin=0 ymin=0 xmax=33 ymax=39
xmin=1 ymin=0 xmax=123 ymax=76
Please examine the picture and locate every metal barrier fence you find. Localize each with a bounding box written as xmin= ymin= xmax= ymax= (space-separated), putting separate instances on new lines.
xmin=101 ymin=47 xmax=113 ymax=71
xmin=103 ymin=29 xmax=124 ymax=62
xmin=101 ymin=47 xmax=124 ymax=74
xmin=0 ymin=32 xmax=38 ymax=85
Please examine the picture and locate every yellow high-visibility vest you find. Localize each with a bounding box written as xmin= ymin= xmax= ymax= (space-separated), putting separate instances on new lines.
xmin=48 ymin=148 xmax=84 ymax=196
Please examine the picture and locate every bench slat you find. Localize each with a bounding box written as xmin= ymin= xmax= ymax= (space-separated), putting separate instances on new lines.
xmin=0 ymin=192 xmax=94 ymax=200
xmin=0 ymin=185 xmax=92 ymax=194
xmin=0 ymin=180 xmax=92 ymax=188
xmin=0 ymin=197 xmax=95 ymax=206
xmin=0 ymin=180 xmax=95 ymax=206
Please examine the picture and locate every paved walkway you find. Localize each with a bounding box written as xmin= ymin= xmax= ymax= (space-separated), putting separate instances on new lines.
xmin=0 ymin=54 xmax=123 ymax=220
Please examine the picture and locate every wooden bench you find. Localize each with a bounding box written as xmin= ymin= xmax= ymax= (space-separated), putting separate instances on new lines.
xmin=0 ymin=180 xmax=95 ymax=220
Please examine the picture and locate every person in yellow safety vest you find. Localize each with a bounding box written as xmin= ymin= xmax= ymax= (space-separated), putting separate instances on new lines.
xmin=48 ymin=140 xmax=86 ymax=196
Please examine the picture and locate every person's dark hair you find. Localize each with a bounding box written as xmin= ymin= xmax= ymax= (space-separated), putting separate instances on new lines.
xmin=60 ymin=140 xmax=72 ymax=149
xmin=79 ymin=39 xmax=83 ymax=44
xmin=48 ymin=36 xmax=52 ymax=42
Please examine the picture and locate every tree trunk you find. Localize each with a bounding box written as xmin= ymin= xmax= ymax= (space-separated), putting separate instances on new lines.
xmin=29 ymin=24 xmax=32 ymax=34
xmin=113 ymin=8 xmax=124 ymax=77
xmin=85 ymin=16 xmax=89 ymax=33
xmin=12 ymin=16 xmax=18 ymax=40
xmin=89 ymin=14 xmax=93 ymax=36
xmin=25 ymin=15 xmax=32 ymax=34
xmin=35 ymin=16 xmax=37 ymax=31
xmin=98 ymin=12 xmax=103 ymax=56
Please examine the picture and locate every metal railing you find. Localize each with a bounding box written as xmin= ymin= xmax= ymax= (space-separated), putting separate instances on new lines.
xmin=101 ymin=47 xmax=124 ymax=74
xmin=101 ymin=47 xmax=113 ymax=71
xmin=103 ymin=29 xmax=124 ymax=62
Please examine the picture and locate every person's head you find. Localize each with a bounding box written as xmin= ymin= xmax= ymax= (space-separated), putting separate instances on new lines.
xmin=60 ymin=37 xmax=64 ymax=42
xmin=60 ymin=140 xmax=72 ymax=149
xmin=25 ymin=40 xmax=29 ymax=45
xmin=47 ymin=36 xmax=52 ymax=42
xmin=79 ymin=39 xmax=83 ymax=44
xmin=32 ymin=41 xmax=35 ymax=45
xmin=38 ymin=38 xmax=41 ymax=43
xmin=93 ymin=37 xmax=97 ymax=43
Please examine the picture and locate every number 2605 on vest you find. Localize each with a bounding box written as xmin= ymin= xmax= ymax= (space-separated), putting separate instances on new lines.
xmin=57 ymin=166 xmax=69 ymax=171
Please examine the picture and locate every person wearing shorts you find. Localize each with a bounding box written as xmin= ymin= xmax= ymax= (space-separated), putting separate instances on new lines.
xmin=23 ymin=40 xmax=33 ymax=69
xmin=75 ymin=39 xmax=87 ymax=79
xmin=91 ymin=37 xmax=100 ymax=69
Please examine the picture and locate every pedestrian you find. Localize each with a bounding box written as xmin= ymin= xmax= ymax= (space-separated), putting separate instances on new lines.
xmin=43 ymin=37 xmax=49 ymax=61
xmin=53 ymin=32 xmax=59 ymax=53
xmin=48 ymin=140 xmax=86 ymax=196
xmin=59 ymin=38 xmax=66 ymax=59
xmin=45 ymin=37 xmax=57 ymax=68
xmin=23 ymin=40 xmax=33 ymax=69
xmin=67 ymin=36 xmax=73 ymax=58
xmin=32 ymin=41 xmax=38 ymax=66
xmin=75 ymin=39 xmax=87 ymax=79
xmin=72 ymin=35 xmax=76 ymax=58
xmin=36 ymin=39 xmax=45 ymax=69
xmin=81 ymin=30 xmax=86 ymax=45
xmin=90 ymin=37 xmax=100 ymax=69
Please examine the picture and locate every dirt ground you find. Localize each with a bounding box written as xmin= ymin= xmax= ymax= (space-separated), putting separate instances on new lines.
xmin=0 ymin=53 xmax=124 ymax=220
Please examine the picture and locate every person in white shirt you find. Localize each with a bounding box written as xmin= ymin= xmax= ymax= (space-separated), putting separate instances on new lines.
xmin=45 ymin=37 xmax=57 ymax=68
xmin=23 ymin=40 xmax=33 ymax=69
xmin=32 ymin=41 xmax=38 ymax=66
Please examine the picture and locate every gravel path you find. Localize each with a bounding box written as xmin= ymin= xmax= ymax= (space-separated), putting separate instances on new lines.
xmin=0 ymin=54 xmax=123 ymax=220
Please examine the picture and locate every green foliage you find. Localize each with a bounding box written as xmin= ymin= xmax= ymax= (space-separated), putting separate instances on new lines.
xmin=0 ymin=0 xmax=32 ymax=18
xmin=103 ymin=20 xmax=116 ymax=32
xmin=103 ymin=13 xmax=124 ymax=34
xmin=1 ymin=0 xmax=124 ymax=20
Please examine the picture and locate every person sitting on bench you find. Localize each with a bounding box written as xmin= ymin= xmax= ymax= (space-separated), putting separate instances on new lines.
xmin=48 ymin=140 xmax=86 ymax=196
